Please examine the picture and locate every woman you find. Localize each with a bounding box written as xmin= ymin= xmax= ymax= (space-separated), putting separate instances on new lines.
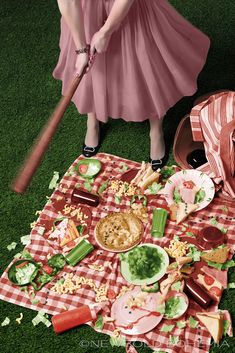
xmin=54 ymin=0 xmax=210 ymax=170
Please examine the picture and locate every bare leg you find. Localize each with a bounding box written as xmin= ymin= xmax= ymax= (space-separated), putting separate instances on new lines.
xmin=149 ymin=117 xmax=165 ymax=160
xmin=84 ymin=112 xmax=99 ymax=147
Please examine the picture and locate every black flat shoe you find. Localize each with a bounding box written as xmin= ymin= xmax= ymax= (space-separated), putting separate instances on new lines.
xmin=149 ymin=155 xmax=168 ymax=171
xmin=82 ymin=143 xmax=100 ymax=158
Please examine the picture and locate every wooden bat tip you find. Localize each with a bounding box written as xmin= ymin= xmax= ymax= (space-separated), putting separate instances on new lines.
xmin=11 ymin=179 xmax=27 ymax=194
xmin=11 ymin=185 xmax=26 ymax=194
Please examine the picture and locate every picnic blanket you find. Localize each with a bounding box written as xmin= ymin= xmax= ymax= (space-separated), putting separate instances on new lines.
xmin=0 ymin=153 xmax=235 ymax=353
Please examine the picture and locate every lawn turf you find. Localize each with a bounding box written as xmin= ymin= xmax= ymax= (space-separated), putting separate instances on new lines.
xmin=0 ymin=0 xmax=235 ymax=352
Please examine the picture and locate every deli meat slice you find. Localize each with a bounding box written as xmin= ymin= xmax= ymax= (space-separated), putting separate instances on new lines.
xmin=179 ymin=188 xmax=197 ymax=204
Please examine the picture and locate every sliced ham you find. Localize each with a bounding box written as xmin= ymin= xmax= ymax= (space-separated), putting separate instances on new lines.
xmin=179 ymin=188 xmax=197 ymax=204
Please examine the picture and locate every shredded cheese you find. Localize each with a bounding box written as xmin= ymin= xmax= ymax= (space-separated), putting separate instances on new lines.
xmin=15 ymin=313 xmax=23 ymax=325
xmin=116 ymin=285 xmax=134 ymax=299
xmin=51 ymin=274 xmax=109 ymax=302
xmin=30 ymin=221 xmax=37 ymax=229
xmin=88 ymin=264 xmax=105 ymax=272
xmin=112 ymin=328 xmax=121 ymax=338
xmin=164 ymin=239 xmax=188 ymax=258
xmin=109 ymin=180 xmax=137 ymax=197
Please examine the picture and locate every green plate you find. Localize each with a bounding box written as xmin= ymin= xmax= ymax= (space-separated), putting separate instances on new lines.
xmin=75 ymin=159 xmax=102 ymax=179
xmin=8 ymin=260 xmax=39 ymax=286
xmin=120 ymin=243 xmax=169 ymax=285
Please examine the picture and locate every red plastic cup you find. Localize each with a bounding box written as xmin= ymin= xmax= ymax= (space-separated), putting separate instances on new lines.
xmin=198 ymin=226 xmax=225 ymax=250
xmin=71 ymin=188 xmax=100 ymax=207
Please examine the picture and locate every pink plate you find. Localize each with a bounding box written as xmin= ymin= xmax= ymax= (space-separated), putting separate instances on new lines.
xmin=111 ymin=287 xmax=164 ymax=335
xmin=164 ymin=169 xmax=215 ymax=211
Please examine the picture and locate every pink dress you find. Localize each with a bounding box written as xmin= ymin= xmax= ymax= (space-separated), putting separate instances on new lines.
xmin=53 ymin=0 xmax=210 ymax=122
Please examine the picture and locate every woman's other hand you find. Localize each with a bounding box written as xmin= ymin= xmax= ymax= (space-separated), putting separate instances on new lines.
xmin=90 ymin=29 xmax=111 ymax=55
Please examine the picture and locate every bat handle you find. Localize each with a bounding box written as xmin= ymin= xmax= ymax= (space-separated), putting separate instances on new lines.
xmin=11 ymin=68 xmax=87 ymax=194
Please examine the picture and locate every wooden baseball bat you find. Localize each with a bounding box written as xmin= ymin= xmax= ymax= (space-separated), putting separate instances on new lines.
xmin=12 ymin=69 xmax=87 ymax=194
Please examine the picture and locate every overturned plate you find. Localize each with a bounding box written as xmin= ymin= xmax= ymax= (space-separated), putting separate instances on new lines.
xmin=120 ymin=169 xmax=139 ymax=183
xmin=111 ymin=287 xmax=164 ymax=335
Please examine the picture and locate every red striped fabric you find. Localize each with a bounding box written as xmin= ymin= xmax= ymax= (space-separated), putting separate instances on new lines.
xmin=190 ymin=91 xmax=235 ymax=199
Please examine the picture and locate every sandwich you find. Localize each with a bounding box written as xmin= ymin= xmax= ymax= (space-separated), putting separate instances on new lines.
xmin=176 ymin=202 xmax=198 ymax=224
xmin=131 ymin=162 xmax=160 ymax=190
xmin=201 ymin=246 xmax=230 ymax=264
xmin=196 ymin=273 xmax=223 ymax=301
xmin=196 ymin=311 xmax=224 ymax=343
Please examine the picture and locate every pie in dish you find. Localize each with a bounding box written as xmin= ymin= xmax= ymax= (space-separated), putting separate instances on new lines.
xmin=95 ymin=212 xmax=143 ymax=252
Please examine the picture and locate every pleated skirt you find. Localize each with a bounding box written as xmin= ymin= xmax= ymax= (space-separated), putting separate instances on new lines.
xmin=53 ymin=0 xmax=210 ymax=122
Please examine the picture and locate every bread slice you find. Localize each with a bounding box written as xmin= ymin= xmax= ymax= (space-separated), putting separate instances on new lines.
xmin=196 ymin=312 xmax=223 ymax=343
xmin=176 ymin=202 xmax=198 ymax=224
xmin=201 ymin=246 xmax=229 ymax=264
xmin=140 ymin=165 xmax=153 ymax=182
xmin=131 ymin=161 xmax=147 ymax=185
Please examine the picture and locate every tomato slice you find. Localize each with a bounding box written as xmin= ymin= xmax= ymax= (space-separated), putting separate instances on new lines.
xmin=183 ymin=181 xmax=195 ymax=189
xmin=78 ymin=164 xmax=88 ymax=174
xmin=42 ymin=264 xmax=54 ymax=275
xmin=107 ymin=288 xmax=117 ymax=300
xmin=210 ymin=286 xmax=222 ymax=297
xmin=15 ymin=261 xmax=29 ymax=269
xmin=204 ymin=275 xmax=215 ymax=286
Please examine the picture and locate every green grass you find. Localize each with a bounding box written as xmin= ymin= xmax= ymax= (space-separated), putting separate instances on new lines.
xmin=0 ymin=0 xmax=235 ymax=352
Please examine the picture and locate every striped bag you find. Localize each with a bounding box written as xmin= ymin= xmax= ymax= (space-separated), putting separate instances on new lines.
xmin=190 ymin=91 xmax=235 ymax=199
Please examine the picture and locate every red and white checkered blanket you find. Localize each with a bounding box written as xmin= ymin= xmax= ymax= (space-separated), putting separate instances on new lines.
xmin=0 ymin=153 xmax=235 ymax=353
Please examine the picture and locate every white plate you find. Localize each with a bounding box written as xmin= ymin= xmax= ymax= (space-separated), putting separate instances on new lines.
xmin=164 ymin=169 xmax=215 ymax=211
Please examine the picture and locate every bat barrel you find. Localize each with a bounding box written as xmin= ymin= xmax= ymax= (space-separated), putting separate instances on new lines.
xmin=11 ymin=73 xmax=83 ymax=194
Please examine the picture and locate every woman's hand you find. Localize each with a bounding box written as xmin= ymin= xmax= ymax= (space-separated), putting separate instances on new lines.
xmin=90 ymin=29 xmax=111 ymax=55
xmin=75 ymin=52 xmax=90 ymax=77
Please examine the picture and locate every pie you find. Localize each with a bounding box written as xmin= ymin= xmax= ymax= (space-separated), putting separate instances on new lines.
xmin=95 ymin=212 xmax=143 ymax=252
